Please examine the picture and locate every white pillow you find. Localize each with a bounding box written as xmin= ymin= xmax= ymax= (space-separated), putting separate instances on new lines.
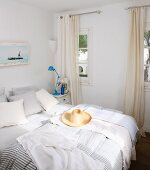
xmin=36 ymin=89 xmax=59 ymax=112
xmin=0 ymin=100 xmax=27 ymax=128
xmin=12 ymin=86 xmax=38 ymax=96
xmin=8 ymin=92 xmax=43 ymax=116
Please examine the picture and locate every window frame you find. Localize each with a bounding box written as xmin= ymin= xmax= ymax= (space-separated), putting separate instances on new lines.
xmin=78 ymin=28 xmax=93 ymax=85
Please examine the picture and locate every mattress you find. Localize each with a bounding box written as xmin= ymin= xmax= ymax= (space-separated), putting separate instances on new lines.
xmin=0 ymin=104 xmax=72 ymax=151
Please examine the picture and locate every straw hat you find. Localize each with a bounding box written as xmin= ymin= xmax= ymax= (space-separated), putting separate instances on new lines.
xmin=61 ymin=109 xmax=92 ymax=127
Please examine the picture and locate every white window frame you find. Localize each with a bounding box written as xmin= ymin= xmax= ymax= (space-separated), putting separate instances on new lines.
xmin=78 ymin=28 xmax=93 ymax=85
xmin=144 ymin=22 xmax=150 ymax=90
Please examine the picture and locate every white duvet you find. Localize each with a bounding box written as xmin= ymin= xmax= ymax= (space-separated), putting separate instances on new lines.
xmin=17 ymin=104 xmax=138 ymax=170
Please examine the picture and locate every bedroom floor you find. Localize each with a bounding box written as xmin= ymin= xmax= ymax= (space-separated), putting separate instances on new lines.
xmin=129 ymin=132 xmax=150 ymax=170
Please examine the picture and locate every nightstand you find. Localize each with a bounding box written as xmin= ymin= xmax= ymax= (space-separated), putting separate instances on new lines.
xmin=53 ymin=92 xmax=71 ymax=104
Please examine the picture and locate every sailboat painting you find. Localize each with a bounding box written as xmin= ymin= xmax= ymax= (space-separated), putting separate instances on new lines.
xmin=0 ymin=42 xmax=30 ymax=66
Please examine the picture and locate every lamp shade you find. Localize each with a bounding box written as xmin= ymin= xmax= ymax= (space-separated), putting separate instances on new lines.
xmin=48 ymin=66 xmax=55 ymax=71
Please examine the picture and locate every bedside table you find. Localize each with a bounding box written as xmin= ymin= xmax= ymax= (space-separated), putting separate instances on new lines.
xmin=53 ymin=92 xmax=71 ymax=104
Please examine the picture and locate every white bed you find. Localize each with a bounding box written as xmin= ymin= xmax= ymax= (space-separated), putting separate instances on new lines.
xmin=0 ymin=103 xmax=138 ymax=170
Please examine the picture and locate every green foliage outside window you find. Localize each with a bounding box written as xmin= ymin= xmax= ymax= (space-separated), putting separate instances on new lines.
xmin=79 ymin=35 xmax=87 ymax=48
xmin=144 ymin=31 xmax=150 ymax=82
xmin=144 ymin=31 xmax=150 ymax=46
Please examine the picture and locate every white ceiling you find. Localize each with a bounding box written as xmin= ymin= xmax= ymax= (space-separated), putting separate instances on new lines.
xmin=17 ymin=0 xmax=131 ymax=12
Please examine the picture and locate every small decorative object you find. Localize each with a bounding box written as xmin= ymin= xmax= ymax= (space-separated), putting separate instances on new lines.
xmin=0 ymin=42 xmax=30 ymax=66
xmin=61 ymin=109 xmax=92 ymax=127
xmin=59 ymin=77 xmax=69 ymax=94
xmin=48 ymin=66 xmax=60 ymax=96
xmin=61 ymin=84 xmax=65 ymax=95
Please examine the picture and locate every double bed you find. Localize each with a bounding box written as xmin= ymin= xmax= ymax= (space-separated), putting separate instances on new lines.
xmin=0 ymin=104 xmax=138 ymax=170
xmin=0 ymin=103 xmax=138 ymax=170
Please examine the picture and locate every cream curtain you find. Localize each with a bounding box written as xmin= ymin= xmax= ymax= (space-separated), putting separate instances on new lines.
xmin=57 ymin=15 xmax=81 ymax=105
xmin=124 ymin=7 xmax=145 ymax=131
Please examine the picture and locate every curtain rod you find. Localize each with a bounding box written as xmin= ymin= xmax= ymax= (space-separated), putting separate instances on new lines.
xmin=59 ymin=10 xmax=101 ymax=18
xmin=69 ymin=10 xmax=101 ymax=16
xmin=125 ymin=4 xmax=150 ymax=10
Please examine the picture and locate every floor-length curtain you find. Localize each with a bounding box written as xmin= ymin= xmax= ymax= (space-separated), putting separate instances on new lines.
xmin=57 ymin=15 xmax=81 ymax=105
xmin=124 ymin=7 xmax=145 ymax=131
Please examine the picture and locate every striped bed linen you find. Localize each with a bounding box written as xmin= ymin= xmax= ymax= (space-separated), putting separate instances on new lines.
xmin=0 ymin=143 xmax=37 ymax=170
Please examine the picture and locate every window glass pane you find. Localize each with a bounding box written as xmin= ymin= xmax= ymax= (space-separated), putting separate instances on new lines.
xmin=79 ymin=64 xmax=88 ymax=77
xmin=144 ymin=31 xmax=150 ymax=47
xmin=79 ymin=49 xmax=88 ymax=62
xmin=144 ymin=66 xmax=150 ymax=82
xmin=79 ymin=34 xmax=87 ymax=48
xmin=144 ymin=29 xmax=150 ymax=83
xmin=144 ymin=48 xmax=150 ymax=65
xmin=79 ymin=32 xmax=88 ymax=78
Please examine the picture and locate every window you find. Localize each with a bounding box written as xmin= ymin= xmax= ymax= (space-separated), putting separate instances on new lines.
xmin=144 ymin=25 xmax=150 ymax=83
xmin=78 ymin=29 xmax=92 ymax=84
xmin=79 ymin=30 xmax=88 ymax=78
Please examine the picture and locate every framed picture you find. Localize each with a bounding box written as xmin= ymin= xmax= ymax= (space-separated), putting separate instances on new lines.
xmin=0 ymin=42 xmax=30 ymax=66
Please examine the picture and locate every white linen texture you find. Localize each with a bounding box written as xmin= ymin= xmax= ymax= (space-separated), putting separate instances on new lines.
xmin=17 ymin=124 xmax=106 ymax=170
xmin=0 ymin=99 xmax=27 ymax=128
xmin=36 ymin=89 xmax=59 ymax=112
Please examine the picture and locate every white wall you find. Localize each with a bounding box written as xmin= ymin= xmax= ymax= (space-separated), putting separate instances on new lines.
xmin=0 ymin=0 xmax=54 ymax=92
xmin=80 ymin=3 xmax=128 ymax=111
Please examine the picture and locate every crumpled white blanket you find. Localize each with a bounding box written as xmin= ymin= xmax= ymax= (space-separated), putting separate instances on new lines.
xmin=17 ymin=124 xmax=105 ymax=170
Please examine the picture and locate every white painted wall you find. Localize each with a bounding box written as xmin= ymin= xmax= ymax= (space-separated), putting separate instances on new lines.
xmin=80 ymin=3 xmax=128 ymax=111
xmin=0 ymin=0 xmax=54 ymax=92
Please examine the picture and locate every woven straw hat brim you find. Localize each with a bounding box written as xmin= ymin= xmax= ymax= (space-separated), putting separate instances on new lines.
xmin=61 ymin=111 xmax=92 ymax=127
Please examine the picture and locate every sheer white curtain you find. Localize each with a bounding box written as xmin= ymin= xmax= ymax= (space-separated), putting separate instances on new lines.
xmin=57 ymin=15 xmax=81 ymax=105
xmin=124 ymin=7 xmax=145 ymax=133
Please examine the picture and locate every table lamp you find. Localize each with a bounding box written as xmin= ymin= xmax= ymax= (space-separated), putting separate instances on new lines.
xmin=48 ymin=66 xmax=60 ymax=96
